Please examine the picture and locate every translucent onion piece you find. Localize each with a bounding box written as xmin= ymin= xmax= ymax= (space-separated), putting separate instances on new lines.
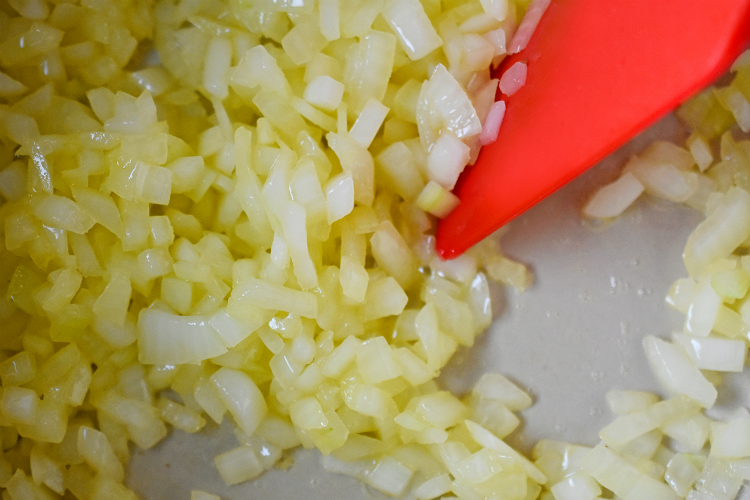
xmin=643 ymin=336 xmax=717 ymax=408
xmin=479 ymin=100 xmax=506 ymax=146
xmin=137 ymin=309 xmax=228 ymax=365
xmin=417 ymin=64 xmax=482 ymax=149
xmin=508 ymin=0 xmax=551 ymax=54
xmin=684 ymin=187 xmax=750 ymax=277
xmin=479 ymin=0 xmax=509 ymax=21
xmin=499 ymin=61 xmax=527 ymax=96
xmin=583 ymin=172 xmax=645 ymax=219
xmin=382 ymin=0 xmax=442 ymax=61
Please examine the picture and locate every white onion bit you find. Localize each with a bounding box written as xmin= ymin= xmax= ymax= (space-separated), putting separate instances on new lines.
xmin=508 ymin=0 xmax=552 ymax=54
xmin=480 ymin=100 xmax=506 ymax=145
xmin=499 ymin=61 xmax=527 ymax=96
xmin=583 ymin=172 xmax=645 ymax=219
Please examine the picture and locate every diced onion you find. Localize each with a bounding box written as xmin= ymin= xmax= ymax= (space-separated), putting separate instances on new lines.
xmin=479 ymin=100 xmax=506 ymax=145
xmin=508 ymin=0 xmax=551 ymax=54
xmin=499 ymin=61 xmax=527 ymax=96
xmin=583 ymin=172 xmax=645 ymax=219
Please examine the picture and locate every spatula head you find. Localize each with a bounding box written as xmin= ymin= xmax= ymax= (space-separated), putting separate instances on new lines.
xmin=436 ymin=0 xmax=750 ymax=259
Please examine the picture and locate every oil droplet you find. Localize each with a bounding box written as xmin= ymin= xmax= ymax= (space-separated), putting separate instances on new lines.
xmin=609 ymin=275 xmax=623 ymax=295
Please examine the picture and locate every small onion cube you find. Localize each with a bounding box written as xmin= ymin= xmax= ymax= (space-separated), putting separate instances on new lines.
xmin=304 ymin=75 xmax=345 ymax=112
xmin=581 ymin=444 xmax=645 ymax=499
xmin=715 ymin=85 xmax=750 ymax=132
xmin=0 ymin=71 xmax=28 ymax=96
xmin=382 ymin=0 xmax=442 ymax=61
xmin=229 ymin=278 xmax=318 ymax=319
xmin=414 ymin=392 xmax=467 ymax=429
xmin=626 ymin=158 xmax=698 ymax=203
xmin=202 ymin=38 xmax=231 ymax=99
xmin=605 ymin=390 xmax=660 ymax=415
xmin=479 ymin=100 xmax=506 ymax=146
xmin=370 ymin=221 xmax=419 ymax=290
xmin=93 ymin=271 xmax=131 ymax=326
xmin=508 ymin=0 xmax=551 ymax=54
xmin=346 ymin=384 xmax=394 ymax=419
xmin=214 ymin=446 xmax=264 ymax=486
xmin=343 ymin=30 xmax=396 ymax=114
xmin=413 ymin=473 xmax=452 ymax=500
xmin=320 ymin=336 xmax=360 ymax=379
xmin=230 ymin=45 xmax=291 ymax=98
xmin=471 ymin=373 xmax=533 ymax=411
xmin=484 ymin=28 xmax=507 ymax=57
xmin=137 ymin=309 xmax=228 ymax=365
xmin=282 ymin=21 xmax=329 ymax=66
xmin=33 ymin=194 xmax=94 ymax=234
xmin=687 ymin=133 xmax=714 ymax=171
xmin=643 ymin=336 xmax=717 ymax=408
xmin=685 ymin=278 xmax=721 ymax=337
xmin=673 ymin=333 xmax=746 ymax=372
xmin=0 ymin=161 xmax=27 ymax=201
xmin=583 ymin=172 xmax=645 ymax=219
xmin=208 ymin=309 xmax=253 ymax=349
xmin=684 ymin=187 xmax=750 ymax=277
xmin=665 ymin=454 xmax=704 ymax=497
xmin=324 ymin=173 xmax=355 ymax=224
xmin=393 ymin=347 xmax=435 ymax=386
xmin=366 ymin=457 xmax=414 ymax=497
xmin=348 ymin=98 xmax=389 ymax=149
xmin=278 ymin=201 xmax=318 ymax=290
xmin=660 ymin=413 xmax=710 ymax=452
xmin=340 ymin=256 xmax=368 ymax=302
xmin=327 ymin=132 xmax=375 ymax=206
xmin=1 ymin=386 xmax=39 ymax=423
xmin=550 ymin=471 xmax=601 ymax=500
xmin=499 ymin=61 xmax=527 ymax=96
xmin=210 ymin=368 xmax=267 ymax=437
xmin=355 ymin=337 xmax=402 ymax=384
xmin=709 ymin=418 xmax=750 ymax=458
xmin=478 ymin=0 xmax=509 ymax=21
xmin=598 ymin=396 xmax=698 ymax=447
xmin=464 ymin=420 xmax=547 ymax=484
xmin=361 ymin=277 xmax=409 ymax=321
xmin=623 ymin=473 xmax=682 ymax=500
xmin=319 ymin=0 xmax=340 ymax=41
xmin=289 ymin=397 xmax=329 ymax=430
xmin=416 ymin=181 xmax=460 ymax=218
xmin=427 ymin=131 xmax=471 ymax=190
xmin=78 ymin=426 xmax=124 ymax=481
xmin=375 ymin=142 xmax=425 ymax=201
xmin=419 ymin=65 xmax=482 ymax=142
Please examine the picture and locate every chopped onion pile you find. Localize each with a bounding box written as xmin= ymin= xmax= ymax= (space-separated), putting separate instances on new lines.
xmin=0 ymin=0 xmax=555 ymax=499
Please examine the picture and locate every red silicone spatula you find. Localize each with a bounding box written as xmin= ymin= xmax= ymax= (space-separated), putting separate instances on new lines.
xmin=435 ymin=0 xmax=750 ymax=259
